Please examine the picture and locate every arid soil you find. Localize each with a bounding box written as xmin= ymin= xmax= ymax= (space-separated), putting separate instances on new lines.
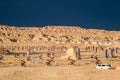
xmin=0 ymin=49 xmax=120 ymax=80
xmin=0 ymin=25 xmax=120 ymax=80
xmin=0 ymin=65 xmax=120 ymax=80
xmin=1 ymin=25 xmax=120 ymax=44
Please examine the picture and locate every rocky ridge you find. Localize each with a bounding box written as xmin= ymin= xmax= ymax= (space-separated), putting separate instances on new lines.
xmin=0 ymin=25 xmax=120 ymax=44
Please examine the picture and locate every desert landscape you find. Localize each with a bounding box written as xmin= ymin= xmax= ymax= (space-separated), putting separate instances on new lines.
xmin=0 ymin=25 xmax=120 ymax=80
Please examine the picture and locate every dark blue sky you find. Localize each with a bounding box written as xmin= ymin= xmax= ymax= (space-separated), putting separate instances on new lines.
xmin=0 ymin=0 xmax=120 ymax=30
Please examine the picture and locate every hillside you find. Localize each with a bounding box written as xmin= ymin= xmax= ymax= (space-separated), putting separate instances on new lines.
xmin=0 ymin=25 xmax=120 ymax=44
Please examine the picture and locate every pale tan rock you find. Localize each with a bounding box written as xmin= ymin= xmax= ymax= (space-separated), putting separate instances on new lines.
xmin=0 ymin=25 xmax=120 ymax=44
xmin=66 ymin=47 xmax=77 ymax=59
xmin=59 ymin=47 xmax=77 ymax=60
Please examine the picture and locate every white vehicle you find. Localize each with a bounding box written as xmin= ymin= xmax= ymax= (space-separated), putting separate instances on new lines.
xmin=96 ymin=64 xmax=111 ymax=69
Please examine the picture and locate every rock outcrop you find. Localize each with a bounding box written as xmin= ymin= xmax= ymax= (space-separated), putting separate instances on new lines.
xmin=0 ymin=25 xmax=120 ymax=44
xmin=66 ymin=47 xmax=77 ymax=60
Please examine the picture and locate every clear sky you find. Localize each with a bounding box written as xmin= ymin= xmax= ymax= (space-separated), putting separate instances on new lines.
xmin=0 ymin=0 xmax=120 ymax=30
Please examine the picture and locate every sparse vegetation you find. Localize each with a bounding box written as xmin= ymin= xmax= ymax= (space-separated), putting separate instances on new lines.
xmin=0 ymin=25 xmax=120 ymax=80
xmin=42 ymin=34 xmax=48 ymax=37
xmin=0 ymin=39 xmax=3 ymax=42
xmin=2 ymin=33 xmax=5 ymax=36
xmin=83 ymin=37 xmax=89 ymax=41
xmin=39 ymin=38 xmax=42 ymax=40
xmin=66 ymin=39 xmax=71 ymax=42
xmin=7 ymin=33 xmax=10 ymax=36
xmin=29 ymin=34 xmax=35 ymax=39
xmin=10 ymin=38 xmax=17 ymax=42
xmin=18 ymin=34 xmax=20 ymax=36
xmin=1 ymin=25 xmax=120 ymax=43
xmin=47 ymin=38 xmax=51 ymax=41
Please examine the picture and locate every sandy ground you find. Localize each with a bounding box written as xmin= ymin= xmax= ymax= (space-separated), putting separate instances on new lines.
xmin=0 ymin=47 xmax=120 ymax=80
xmin=0 ymin=65 xmax=120 ymax=80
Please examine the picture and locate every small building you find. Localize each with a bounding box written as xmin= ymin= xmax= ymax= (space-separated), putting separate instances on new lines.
xmin=61 ymin=42 xmax=65 ymax=44
xmin=112 ymin=41 xmax=119 ymax=44
xmin=91 ymin=42 xmax=98 ymax=44
xmin=77 ymin=41 xmax=82 ymax=44
xmin=104 ymin=42 xmax=112 ymax=45
xmin=71 ymin=41 xmax=75 ymax=44
xmin=84 ymin=41 xmax=90 ymax=44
